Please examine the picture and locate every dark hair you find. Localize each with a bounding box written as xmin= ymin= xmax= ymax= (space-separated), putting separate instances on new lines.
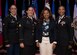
xmin=58 ymin=5 xmax=66 ymax=16
xmin=26 ymin=6 xmax=34 ymax=11
xmin=58 ymin=5 xmax=65 ymax=10
xmin=24 ymin=6 xmax=34 ymax=16
xmin=40 ymin=7 xmax=53 ymax=20
xmin=9 ymin=4 xmax=17 ymax=9
xmin=37 ymin=7 xmax=54 ymax=26
xmin=8 ymin=4 xmax=17 ymax=14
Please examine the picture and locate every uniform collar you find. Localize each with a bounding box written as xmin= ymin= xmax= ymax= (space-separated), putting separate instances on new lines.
xmin=27 ymin=16 xmax=33 ymax=20
xmin=59 ymin=15 xmax=65 ymax=19
xmin=10 ymin=13 xmax=17 ymax=19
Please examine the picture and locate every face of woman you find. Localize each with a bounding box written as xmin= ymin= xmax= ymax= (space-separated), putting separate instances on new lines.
xmin=10 ymin=5 xmax=17 ymax=15
xmin=43 ymin=10 xmax=50 ymax=19
xmin=58 ymin=6 xmax=65 ymax=16
xmin=27 ymin=7 xmax=34 ymax=17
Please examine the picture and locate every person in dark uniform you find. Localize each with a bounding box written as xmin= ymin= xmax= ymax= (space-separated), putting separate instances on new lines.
xmin=19 ymin=6 xmax=37 ymax=55
xmin=3 ymin=5 xmax=20 ymax=55
xmin=36 ymin=8 xmax=57 ymax=55
xmin=56 ymin=6 xmax=73 ymax=55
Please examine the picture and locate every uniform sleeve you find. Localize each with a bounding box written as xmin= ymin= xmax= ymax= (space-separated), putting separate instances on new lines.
xmin=3 ymin=17 xmax=9 ymax=44
xmin=35 ymin=25 xmax=39 ymax=42
xmin=67 ymin=17 xmax=74 ymax=43
xmin=35 ymin=20 xmax=40 ymax=42
xmin=19 ymin=20 xmax=24 ymax=43
xmin=52 ymin=20 xmax=57 ymax=44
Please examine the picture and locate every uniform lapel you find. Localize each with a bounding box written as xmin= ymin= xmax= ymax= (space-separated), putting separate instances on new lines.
xmin=58 ymin=15 xmax=66 ymax=24
xmin=60 ymin=16 xmax=66 ymax=22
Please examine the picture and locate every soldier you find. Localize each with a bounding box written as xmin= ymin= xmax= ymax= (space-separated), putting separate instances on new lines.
xmin=3 ymin=5 xmax=20 ymax=55
xmin=56 ymin=6 xmax=73 ymax=55
xmin=19 ymin=6 xmax=37 ymax=55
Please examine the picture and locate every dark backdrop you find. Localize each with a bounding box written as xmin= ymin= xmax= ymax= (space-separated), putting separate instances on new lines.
xmin=0 ymin=0 xmax=76 ymax=54
xmin=1 ymin=0 xmax=75 ymax=19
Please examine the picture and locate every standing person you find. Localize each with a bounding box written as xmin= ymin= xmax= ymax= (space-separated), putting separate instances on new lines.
xmin=36 ymin=8 xmax=57 ymax=55
xmin=19 ymin=6 xmax=37 ymax=55
xmin=3 ymin=5 xmax=20 ymax=55
xmin=56 ymin=6 xmax=73 ymax=55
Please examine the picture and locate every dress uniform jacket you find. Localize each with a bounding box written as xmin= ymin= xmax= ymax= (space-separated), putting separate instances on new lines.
xmin=3 ymin=14 xmax=20 ymax=55
xmin=36 ymin=18 xmax=56 ymax=43
xmin=19 ymin=16 xmax=37 ymax=55
xmin=19 ymin=16 xmax=37 ymax=45
xmin=56 ymin=16 xmax=73 ymax=55
xmin=3 ymin=14 xmax=20 ymax=44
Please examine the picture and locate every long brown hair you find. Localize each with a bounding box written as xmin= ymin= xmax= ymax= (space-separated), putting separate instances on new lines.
xmin=40 ymin=7 xmax=53 ymax=20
